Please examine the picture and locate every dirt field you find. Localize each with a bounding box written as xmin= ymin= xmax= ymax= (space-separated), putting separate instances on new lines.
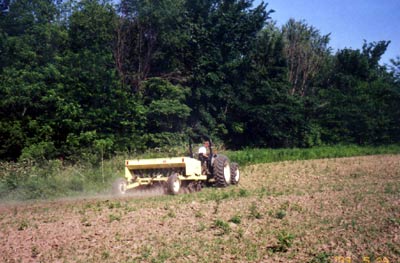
xmin=1 ymin=155 xmax=399 ymax=263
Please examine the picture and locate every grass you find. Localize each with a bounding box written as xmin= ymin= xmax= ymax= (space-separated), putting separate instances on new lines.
xmin=0 ymin=144 xmax=399 ymax=201
xmin=225 ymin=144 xmax=400 ymax=166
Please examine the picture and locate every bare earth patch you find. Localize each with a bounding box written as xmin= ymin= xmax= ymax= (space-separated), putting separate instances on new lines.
xmin=1 ymin=155 xmax=399 ymax=262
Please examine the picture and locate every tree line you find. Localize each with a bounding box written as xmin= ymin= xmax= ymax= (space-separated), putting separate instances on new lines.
xmin=1 ymin=0 xmax=399 ymax=161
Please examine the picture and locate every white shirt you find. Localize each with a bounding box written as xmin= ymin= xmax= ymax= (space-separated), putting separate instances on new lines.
xmin=198 ymin=146 xmax=207 ymax=155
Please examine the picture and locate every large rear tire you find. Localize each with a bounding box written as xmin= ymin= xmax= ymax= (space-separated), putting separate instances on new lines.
xmin=112 ymin=178 xmax=127 ymax=195
xmin=167 ymin=173 xmax=181 ymax=195
xmin=213 ymin=155 xmax=231 ymax=187
xmin=230 ymin=162 xmax=240 ymax=185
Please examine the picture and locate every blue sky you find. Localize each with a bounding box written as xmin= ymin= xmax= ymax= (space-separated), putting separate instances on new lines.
xmin=256 ymin=0 xmax=400 ymax=65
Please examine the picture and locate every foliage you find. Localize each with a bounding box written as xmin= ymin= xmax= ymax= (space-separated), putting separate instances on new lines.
xmin=0 ymin=0 xmax=399 ymax=164
xmin=282 ymin=19 xmax=331 ymax=97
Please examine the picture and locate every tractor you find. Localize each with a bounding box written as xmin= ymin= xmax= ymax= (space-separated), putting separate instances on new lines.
xmin=112 ymin=138 xmax=240 ymax=195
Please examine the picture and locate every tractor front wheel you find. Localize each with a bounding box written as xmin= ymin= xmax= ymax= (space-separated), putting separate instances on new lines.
xmin=167 ymin=173 xmax=181 ymax=195
xmin=112 ymin=178 xmax=127 ymax=195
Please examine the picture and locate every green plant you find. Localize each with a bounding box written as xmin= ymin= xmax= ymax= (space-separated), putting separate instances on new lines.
xmin=275 ymin=210 xmax=287 ymax=219
xmin=269 ymin=230 xmax=295 ymax=253
xmin=229 ymin=214 xmax=242 ymax=224
xmin=308 ymin=252 xmax=332 ymax=263
xmin=152 ymin=248 xmax=171 ymax=262
xmin=81 ymin=216 xmax=92 ymax=227
xmin=31 ymin=245 xmax=39 ymax=258
xmin=214 ymin=219 xmax=231 ymax=235
xmin=194 ymin=210 xmax=203 ymax=218
xmin=249 ymin=202 xmax=262 ymax=219
xmin=384 ymin=183 xmax=400 ymax=194
xmin=107 ymin=201 xmax=122 ymax=209
xmin=213 ymin=199 xmax=221 ymax=214
xmin=196 ymin=222 xmax=206 ymax=232
xmin=17 ymin=219 xmax=29 ymax=231
xmin=167 ymin=209 xmax=176 ymax=218
xmin=109 ymin=213 xmax=121 ymax=222
xmin=101 ymin=250 xmax=110 ymax=260
xmin=238 ymin=188 xmax=250 ymax=197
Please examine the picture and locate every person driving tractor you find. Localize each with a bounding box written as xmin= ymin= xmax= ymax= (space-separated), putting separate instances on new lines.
xmin=198 ymin=140 xmax=210 ymax=174
xmin=198 ymin=140 xmax=210 ymax=158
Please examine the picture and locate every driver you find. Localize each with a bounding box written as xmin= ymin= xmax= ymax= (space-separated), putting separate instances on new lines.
xmin=198 ymin=141 xmax=210 ymax=174
xmin=198 ymin=141 xmax=209 ymax=159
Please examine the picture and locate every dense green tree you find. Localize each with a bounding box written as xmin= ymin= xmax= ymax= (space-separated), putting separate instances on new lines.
xmin=389 ymin=56 xmax=400 ymax=82
xmin=140 ymin=78 xmax=191 ymax=147
xmin=282 ymin=19 xmax=331 ymax=97
xmin=226 ymin=24 xmax=300 ymax=148
xmin=184 ymin=0 xmax=271 ymax=139
xmin=58 ymin=0 xmax=145 ymax=156
xmin=0 ymin=0 xmax=399 ymax=161
xmin=317 ymin=41 xmax=397 ymax=144
xmin=0 ymin=0 xmax=64 ymax=160
xmin=115 ymin=0 xmax=188 ymax=89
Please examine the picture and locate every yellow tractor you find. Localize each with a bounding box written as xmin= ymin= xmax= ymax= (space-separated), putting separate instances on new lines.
xmin=112 ymin=138 xmax=240 ymax=195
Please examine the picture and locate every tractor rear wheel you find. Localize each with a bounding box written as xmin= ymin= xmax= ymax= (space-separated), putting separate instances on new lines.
xmin=230 ymin=162 xmax=240 ymax=185
xmin=167 ymin=173 xmax=181 ymax=195
xmin=213 ymin=155 xmax=231 ymax=187
xmin=112 ymin=178 xmax=127 ymax=195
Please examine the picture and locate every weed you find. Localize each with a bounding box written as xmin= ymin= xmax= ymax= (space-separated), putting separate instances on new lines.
xmin=153 ymin=248 xmax=171 ymax=262
xmin=109 ymin=213 xmax=121 ymax=222
xmin=308 ymin=252 xmax=332 ymax=263
xmin=275 ymin=210 xmax=287 ymax=219
xmin=387 ymin=242 xmax=400 ymax=255
xmin=213 ymin=199 xmax=221 ymax=214
xmin=17 ymin=219 xmax=29 ymax=231
xmin=248 ymin=202 xmax=262 ymax=219
xmin=214 ymin=219 xmax=231 ymax=235
xmin=290 ymin=203 xmax=303 ymax=212
xmin=350 ymin=171 xmax=364 ymax=178
xmin=387 ymin=217 xmax=400 ymax=226
xmin=166 ymin=209 xmax=176 ymax=218
xmin=101 ymin=250 xmax=110 ymax=260
xmin=229 ymin=214 xmax=242 ymax=224
xmin=244 ymin=240 xmax=259 ymax=261
xmin=196 ymin=222 xmax=206 ymax=232
xmin=258 ymin=186 xmax=269 ymax=198
xmin=140 ymin=246 xmax=152 ymax=259
xmin=236 ymin=227 xmax=244 ymax=239
xmin=238 ymin=188 xmax=249 ymax=197
xmin=280 ymin=201 xmax=290 ymax=210
xmin=194 ymin=210 xmax=203 ymax=218
xmin=384 ymin=183 xmax=400 ymax=195
xmin=268 ymin=230 xmax=294 ymax=253
xmin=81 ymin=216 xmax=92 ymax=227
xmin=341 ymin=197 xmax=350 ymax=206
xmin=107 ymin=201 xmax=122 ymax=209
xmin=31 ymin=245 xmax=39 ymax=258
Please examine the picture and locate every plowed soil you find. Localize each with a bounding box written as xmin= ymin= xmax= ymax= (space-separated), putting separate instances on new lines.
xmin=1 ymin=155 xmax=399 ymax=262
